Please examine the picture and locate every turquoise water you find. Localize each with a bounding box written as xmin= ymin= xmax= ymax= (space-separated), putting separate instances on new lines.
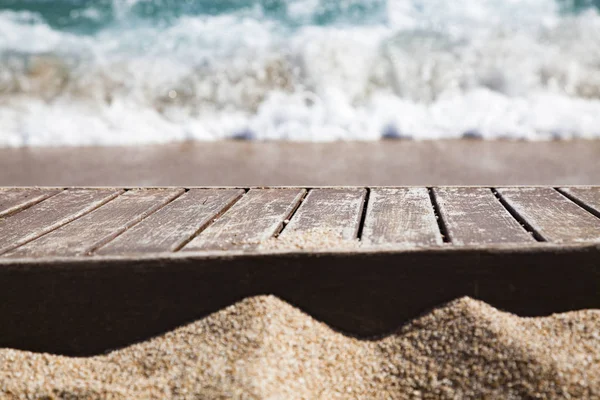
xmin=1 ymin=0 xmax=600 ymax=145
xmin=0 ymin=0 xmax=388 ymax=33
xmin=2 ymin=0 xmax=599 ymax=33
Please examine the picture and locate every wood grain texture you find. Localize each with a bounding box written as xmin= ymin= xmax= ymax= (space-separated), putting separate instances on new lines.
xmin=7 ymin=189 xmax=184 ymax=257
xmin=182 ymin=189 xmax=305 ymax=251
xmin=362 ymin=188 xmax=442 ymax=246
xmin=498 ymin=187 xmax=600 ymax=243
xmin=277 ymin=188 xmax=365 ymax=247
xmin=559 ymin=187 xmax=600 ymax=216
xmin=0 ymin=189 xmax=121 ymax=255
xmin=97 ymin=189 xmax=244 ymax=255
xmin=0 ymin=188 xmax=60 ymax=218
xmin=435 ymin=187 xmax=534 ymax=245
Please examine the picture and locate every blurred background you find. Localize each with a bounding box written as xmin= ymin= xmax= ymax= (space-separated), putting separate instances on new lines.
xmin=1 ymin=0 xmax=599 ymax=185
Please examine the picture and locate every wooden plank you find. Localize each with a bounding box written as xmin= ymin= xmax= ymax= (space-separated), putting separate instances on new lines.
xmin=497 ymin=187 xmax=600 ymax=243
xmin=0 ymin=188 xmax=60 ymax=218
xmin=0 ymin=189 xmax=121 ymax=255
xmin=97 ymin=189 xmax=244 ymax=255
xmin=2 ymin=246 xmax=600 ymax=355
xmin=362 ymin=188 xmax=442 ymax=246
xmin=182 ymin=189 xmax=305 ymax=251
xmin=559 ymin=187 xmax=600 ymax=216
xmin=276 ymin=188 xmax=366 ymax=248
xmin=7 ymin=189 xmax=184 ymax=257
xmin=435 ymin=187 xmax=534 ymax=245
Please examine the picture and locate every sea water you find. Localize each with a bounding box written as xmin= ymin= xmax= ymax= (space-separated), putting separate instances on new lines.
xmin=0 ymin=0 xmax=599 ymax=146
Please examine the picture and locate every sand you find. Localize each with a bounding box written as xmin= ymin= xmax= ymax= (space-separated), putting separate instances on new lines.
xmin=1 ymin=139 xmax=600 ymax=186
xmin=1 ymin=295 xmax=598 ymax=399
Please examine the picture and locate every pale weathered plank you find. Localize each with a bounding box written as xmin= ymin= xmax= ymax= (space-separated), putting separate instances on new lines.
xmin=0 ymin=188 xmax=60 ymax=218
xmin=362 ymin=188 xmax=442 ymax=246
xmin=274 ymin=188 xmax=365 ymax=249
xmin=7 ymin=189 xmax=184 ymax=257
xmin=435 ymin=187 xmax=534 ymax=245
xmin=97 ymin=189 xmax=244 ymax=255
xmin=498 ymin=187 xmax=600 ymax=243
xmin=182 ymin=189 xmax=305 ymax=251
xmin=559 ymin=187 xmax=600 ymax=217
xmin=0 ymin=189 xmax=121 ymax=255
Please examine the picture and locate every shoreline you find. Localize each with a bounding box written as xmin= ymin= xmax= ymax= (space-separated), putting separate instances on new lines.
xmin=1 ymin=139 xmax=599 ymax=186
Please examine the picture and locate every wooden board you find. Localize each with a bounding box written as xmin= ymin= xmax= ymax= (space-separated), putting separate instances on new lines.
xmin=361 ymin=188 xmax=442 ymax=246
xmin=1 ymin=186 xmax=600 ymax=258
xmin=434 ymin=187 xmax=534 ymax=245
xmin=0 ymin=189 xmax=121 ymax=255
xmin=2 ymin=246 xmax=599 ymax=355
xmin=182 ymin=189 xmax=305 ymax=251
xmin=7 ymin=189 xmax=184 ymax=257
xmin=97 ymin=189 xmax=244 ymax=255
xmin=0 ymin=188 xmax=60 ymax=218
xmin=497 ymin=187 xmax=600 ymax=243
xmin=277 ymin=188 xmax=366 ymax=246
xmin=559 ymin=187 xmax=600 ymax=217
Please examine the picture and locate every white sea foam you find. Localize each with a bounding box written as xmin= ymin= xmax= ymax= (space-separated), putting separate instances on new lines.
xmin=1 ymin=0 xmax=600 ymax=146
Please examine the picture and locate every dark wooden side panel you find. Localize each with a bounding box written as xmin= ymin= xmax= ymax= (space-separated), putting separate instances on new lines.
xmin=0 ymin=189 xmax=121 ymax=255
xmin=7 ymin=189 xmax=184 ymax=257
xmin=278 ymin=188 xmax=365 ymax=243
xmin=1 ymin=246 xmax=598 ymax=356
xmin=0 ymin=188 xmax=60 ymax=218
xmin=362 ymin=187 xmax=442 ymax=246
xmin=498 ymin=187 xmax=600 ymax=243
xmin=559 ymin=187 xmax=600 ymax=216
xmin=435 ymin=187 xmax=534 ymax=245
xmin=97 ymin=189 xmax=244 ymax=255
xmin=182 ymin=189 xmax=305 ymax=251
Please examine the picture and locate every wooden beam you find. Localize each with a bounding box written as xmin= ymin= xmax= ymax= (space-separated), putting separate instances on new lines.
xmin=182 ymin=189 xmax=305 ymax=251
xmin=0 ymin=188 xmax=60 ymax=218
xmin=498 ymin=187 xmax=600 ymax=243
xmin=435 ymin=187 xmax=534 ymax=245
xmin=362 ymin=188 xmax=442 ymax=246
xmin=7 ymin=189 xmax=184 ymax=257
xmin=0 ymin=189 xmax=121 ymax=255
xmin=97 ymin=189 xmax=244 ymax=255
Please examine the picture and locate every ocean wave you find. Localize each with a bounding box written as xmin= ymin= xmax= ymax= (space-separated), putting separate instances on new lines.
xmin=1 ymin=0 xmax=600 ymax=146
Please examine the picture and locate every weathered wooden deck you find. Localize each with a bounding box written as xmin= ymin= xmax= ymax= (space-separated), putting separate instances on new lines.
xmin=1 ymin=186 xmax=599 ymax=355
xmin=2 ymin=186 xmax=600 ymax=256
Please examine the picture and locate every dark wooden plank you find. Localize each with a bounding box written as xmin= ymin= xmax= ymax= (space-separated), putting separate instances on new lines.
xmin=7 ymin=189 xmax=184 ymax=257
xmin=182 ymin=189 xmax=305 ymax=251
xmin=2 ymin=246 xmax=599 ymax=355
xmin=0 ymin=189 xmax=121 ymax=255
xmin=273 ymin=188 xmax=365 ymax=249
xmin=362 ymin=187 xmax=442 ymax=246
xmin=559 ymin=187 xmax=600 ymax=216
xmin=498 ymin=187 xmax=600 ymax=243
xmin=0 ymin=188 xmax=60 ymax=218
xmin=97 ymin=189 xmax=244 ymax=255
xmin=435 ymin=187 xmax=534 ymax=245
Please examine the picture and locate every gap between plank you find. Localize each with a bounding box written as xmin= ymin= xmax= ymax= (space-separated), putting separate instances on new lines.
xmin=89 ymin=189 xmax=187 ymax=255
xmin=491 ymin=188 xmax=546 ymax=242
xmin=172 ymin=189 xmax=248 ymax=252
xmin=428 ymin=188 xmax=451 ymax=244
xmin=356 ymin=187 xmax=370 ymax=241
xmin=273 ymin=188 xmax=310 ymax=238
xmin=555 ymin=188 xmax=600 ymax=221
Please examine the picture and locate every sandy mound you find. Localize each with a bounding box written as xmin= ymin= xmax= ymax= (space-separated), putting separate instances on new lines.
xmin=1 ymin=296 xmax=598 ymax=399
